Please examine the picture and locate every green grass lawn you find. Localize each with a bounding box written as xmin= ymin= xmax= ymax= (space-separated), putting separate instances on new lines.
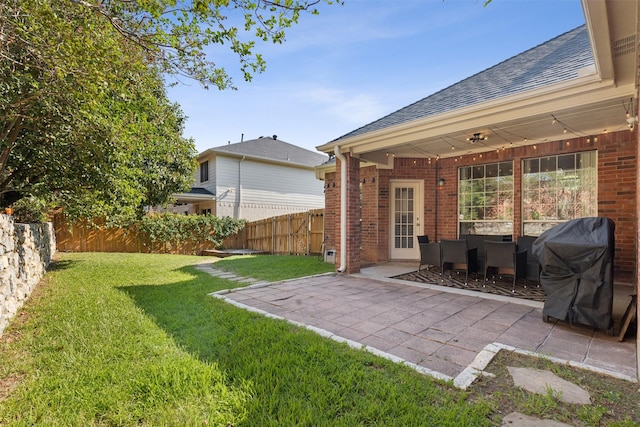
xmin=213 ymin=253 xmax=335 ymax=282
xmin=0 ymin=253 xmax=491 ymax=426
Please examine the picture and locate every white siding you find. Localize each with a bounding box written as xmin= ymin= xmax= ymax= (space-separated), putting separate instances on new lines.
xmin=215 ymin=156 xmax=241 ymax=219
xmin=214 ymin=155 xmax=324 ymax=221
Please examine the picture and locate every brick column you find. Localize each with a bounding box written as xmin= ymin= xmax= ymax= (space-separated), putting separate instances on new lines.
xmin=336 ymin=152 xmax=361 ymax=273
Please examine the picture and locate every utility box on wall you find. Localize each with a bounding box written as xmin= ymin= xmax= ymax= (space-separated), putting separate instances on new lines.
xmin=324 ymin=249 xmax=336 ymax=264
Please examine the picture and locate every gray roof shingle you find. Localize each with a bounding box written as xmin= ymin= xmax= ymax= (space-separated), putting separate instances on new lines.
xmin=210 ymin=137 xmax=328 ymax=167
xmin=336 ymin=25 xmax=593 ymax=141
xmin=188 ymin=187 xmax=215 ymax=196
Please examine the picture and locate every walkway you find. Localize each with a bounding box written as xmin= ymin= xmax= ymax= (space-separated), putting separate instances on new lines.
xmin=198 ymin=263 xmax=638 ymax=386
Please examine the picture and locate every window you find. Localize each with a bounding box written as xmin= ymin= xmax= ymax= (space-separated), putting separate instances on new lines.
xmin=200 ymin=161 xmax=209 ymax=182
xmin=458 ymin=161 xmax=514 ymax=235
xmin=522 ymin=151 xmax=597 ymax=236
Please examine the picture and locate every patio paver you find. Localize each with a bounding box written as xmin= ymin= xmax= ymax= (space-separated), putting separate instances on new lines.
xmin=206 ymin=266 xmax=638 ymax=386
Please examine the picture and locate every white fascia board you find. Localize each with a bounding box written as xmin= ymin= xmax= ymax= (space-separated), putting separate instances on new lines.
xmin=582 ymin=0 xmax=614 ymax=80
xmin=197 ymin=149 xmax=217 ymax=161
xmin=315 ymin=162 xmax=335 ymax=180
xmin=172 ymin=193 xmax=217 ymax=202
xmin=315 ymin=157 xmax=389 ymax=179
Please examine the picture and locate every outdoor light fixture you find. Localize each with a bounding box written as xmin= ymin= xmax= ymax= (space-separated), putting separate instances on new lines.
xmin=438 ymin=178 xmax=446 ymax=187
xmin=467 ymin=133 xmax=486 ymax=144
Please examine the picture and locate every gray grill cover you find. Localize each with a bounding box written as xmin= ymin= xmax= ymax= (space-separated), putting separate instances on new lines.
xmin=532 ymin=217 xmax=615 ymax=330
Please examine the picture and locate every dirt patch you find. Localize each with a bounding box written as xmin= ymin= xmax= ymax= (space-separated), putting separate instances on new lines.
xmin=0 ymin=373 xmax=25 ymax=402
xmin=469 ymin=350 xmax=640 ymax=426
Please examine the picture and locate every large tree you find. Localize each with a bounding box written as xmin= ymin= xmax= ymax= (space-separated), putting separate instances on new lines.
xmin=0 ymin=0 xmax=334 ymax=220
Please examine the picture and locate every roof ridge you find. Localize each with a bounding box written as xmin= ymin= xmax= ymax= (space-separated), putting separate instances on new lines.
xmin=207 ymin=137 xmax=328 ymax=167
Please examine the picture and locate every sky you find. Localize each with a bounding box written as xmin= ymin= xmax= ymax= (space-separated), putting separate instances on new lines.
xmin=166 ymin=0 xmax=586 ymax=154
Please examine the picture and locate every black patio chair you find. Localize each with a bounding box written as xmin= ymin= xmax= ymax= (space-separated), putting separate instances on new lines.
xmin=483 ymin=240 xmax=527 ymax=292
xmin=440 ymin=239 xmax=477 ymax=285
xmin=462 ymin=234 xmax=510 ymax=274
xmin=418 ymin=241 xmax=441 ymax=273
xmin=417 ymin=235 xmax=430 ymax=245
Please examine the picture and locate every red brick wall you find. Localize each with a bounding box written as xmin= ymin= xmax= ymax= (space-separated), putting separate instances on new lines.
xmin=323 ymin=172 xmax=338 ymax=258
xmin=597 ymin=131 xmax=637 ymax=280
xmin=324 ymin=130 xmax=637 ymax=280
xmin=360 ymin=165 xmax=379 ymax=265
xmin=344 ymin=153 xmax=361 ymax=273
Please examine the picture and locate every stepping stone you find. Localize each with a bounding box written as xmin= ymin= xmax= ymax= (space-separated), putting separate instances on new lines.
xmin=502 ymin=412 xmax=573 ymax=427
xmin=507 ymin=367 xmax=591 ymax=404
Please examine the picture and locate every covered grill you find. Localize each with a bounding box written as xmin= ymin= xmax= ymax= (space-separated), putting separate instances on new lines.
xmin=532 ymin=217 xmax=615 ymax=333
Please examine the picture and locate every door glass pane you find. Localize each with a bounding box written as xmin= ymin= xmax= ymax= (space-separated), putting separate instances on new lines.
xmin=394 ymin=185 xmax=415 ymax=249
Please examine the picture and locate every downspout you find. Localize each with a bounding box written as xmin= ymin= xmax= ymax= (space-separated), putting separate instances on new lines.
xmin=238 ymin=156 xmax=245 ymax=219
xmin=334 ymin=146 xmax=347 ymax=272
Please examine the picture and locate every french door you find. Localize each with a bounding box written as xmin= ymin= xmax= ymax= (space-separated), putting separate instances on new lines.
xmin=390 ymin=180 xmax=424 ymax=260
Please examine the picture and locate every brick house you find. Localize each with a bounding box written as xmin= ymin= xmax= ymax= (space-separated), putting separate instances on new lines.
xmin=316 ymin=0 xmax=639 ymax=305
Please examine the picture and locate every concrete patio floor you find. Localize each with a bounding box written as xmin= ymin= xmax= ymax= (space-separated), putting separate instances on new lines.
xmin=209 ymin=262 xmax=638 ymax=385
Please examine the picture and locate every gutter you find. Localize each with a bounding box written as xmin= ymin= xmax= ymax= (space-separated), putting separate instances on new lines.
xmin=334 ymin=146 xmax=347 ymax=273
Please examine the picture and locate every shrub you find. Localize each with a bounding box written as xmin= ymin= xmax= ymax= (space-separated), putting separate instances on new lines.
xmin=9 ymin=196 xmax=50 ymax=223
xmin=137 ymin=213 xmax=245 ymax=250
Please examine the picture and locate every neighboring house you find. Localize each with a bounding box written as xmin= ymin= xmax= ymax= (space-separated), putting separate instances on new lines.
xmin=171 ymin=136 xmax=327 ymax=221
xmin=316 ymin=0 xmax=639 ymax=293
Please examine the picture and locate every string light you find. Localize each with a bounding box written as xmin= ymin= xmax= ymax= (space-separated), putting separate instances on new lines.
xmin=624 ymin=98 xmax=636 ymax=131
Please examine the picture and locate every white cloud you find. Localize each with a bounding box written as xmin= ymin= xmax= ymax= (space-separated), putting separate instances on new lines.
xmin=297 ymin=87 xmax=389 ymax=126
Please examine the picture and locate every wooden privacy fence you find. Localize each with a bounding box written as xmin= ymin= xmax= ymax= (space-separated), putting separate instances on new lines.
xmin=234 ymin=209 xmax=325 ymax=255
xmin=53 ymin=209 xmax=325 ymax=256
xmin=53 ymin=214 xmax=211 ymax=255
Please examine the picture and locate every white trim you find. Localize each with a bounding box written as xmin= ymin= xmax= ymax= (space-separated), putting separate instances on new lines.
xmin=172 ymin=193 xmax=216 ymax=202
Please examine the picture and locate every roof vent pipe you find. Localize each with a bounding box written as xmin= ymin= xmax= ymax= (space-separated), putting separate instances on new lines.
xmin=334 ymin=146 xmax=347 ymax=273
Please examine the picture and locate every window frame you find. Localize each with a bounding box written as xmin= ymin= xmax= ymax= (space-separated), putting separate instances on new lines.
xmin=199 ymin=160 xmax=209 ymax=183
xmin=521 ymin=150 xmax=597 ymax=236
xmin=457 ymin=161 xmax=514 ymax=236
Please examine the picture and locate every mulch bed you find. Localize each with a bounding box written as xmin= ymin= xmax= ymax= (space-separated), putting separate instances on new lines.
xmin=392 ymin=268 xmax=546 ymax=302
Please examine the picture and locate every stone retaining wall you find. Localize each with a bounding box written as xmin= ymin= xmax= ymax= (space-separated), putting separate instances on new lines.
xmin=0 ymin=214 xmax=56 ymax=336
